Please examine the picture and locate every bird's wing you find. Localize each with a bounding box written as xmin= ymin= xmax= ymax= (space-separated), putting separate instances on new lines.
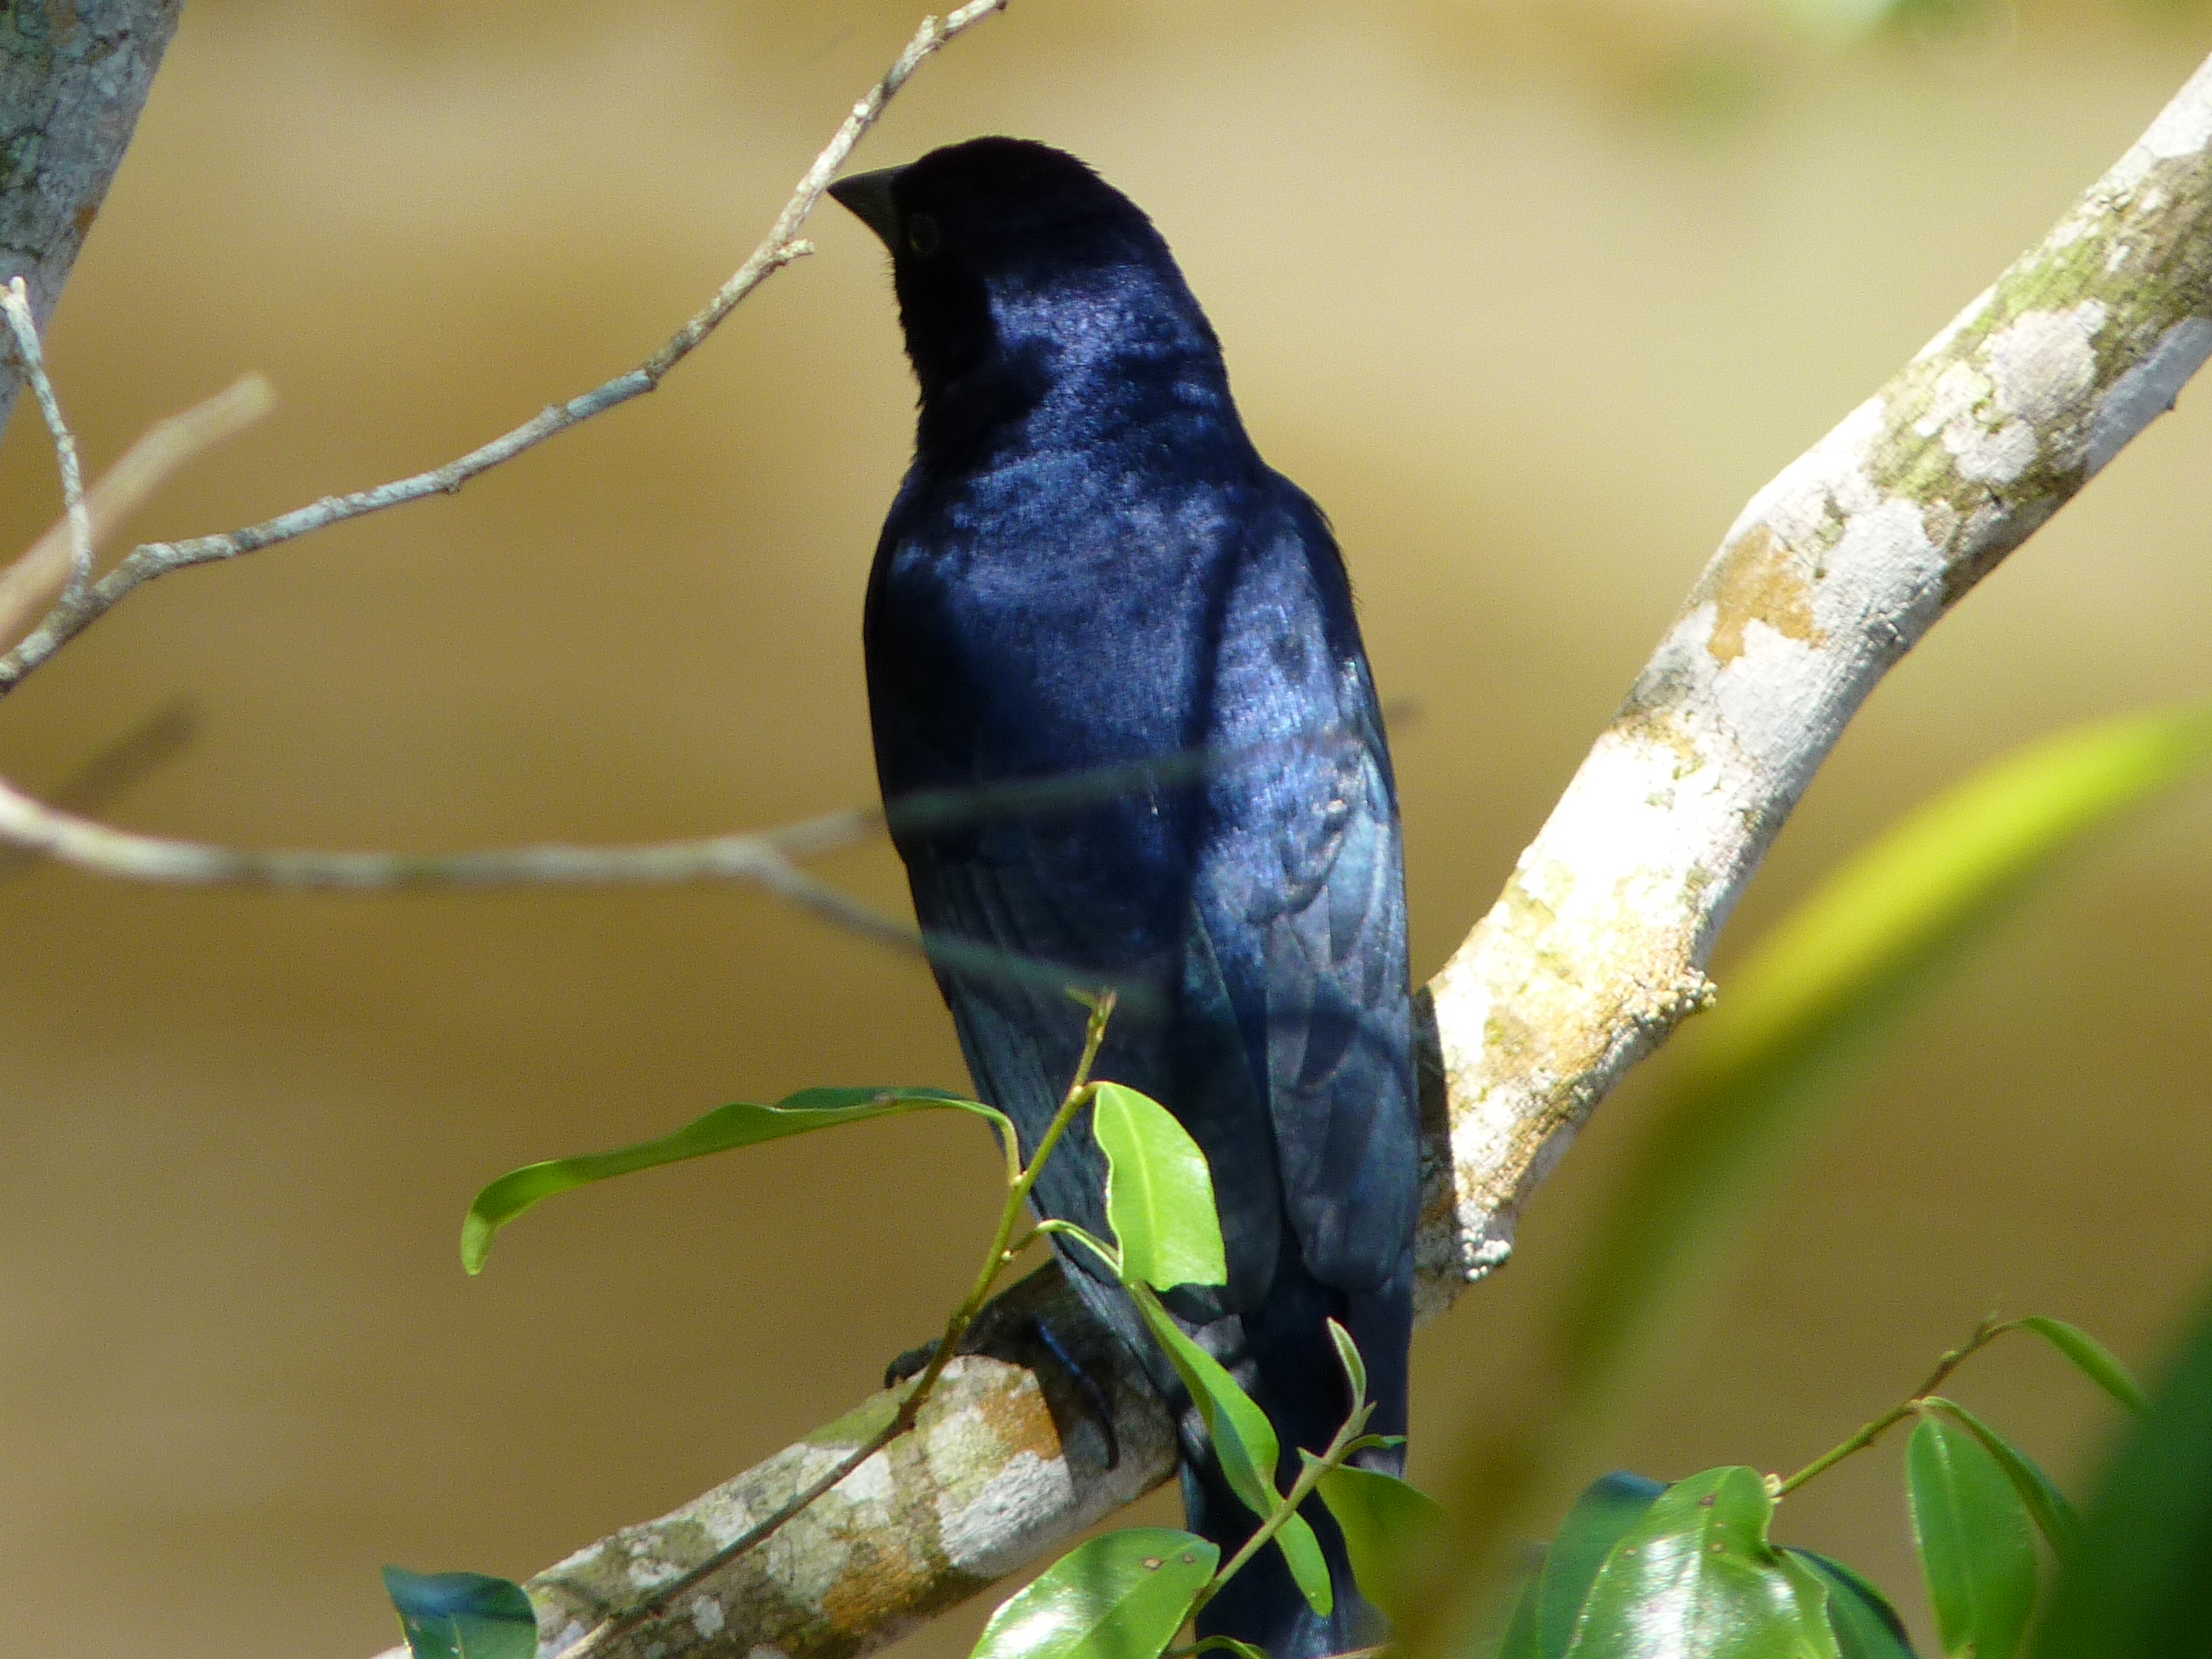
xmin=1192 ymin=493 xmax=1420 ymax=1299
xmin=1251 ymin=716 xmax=1418 ymax=1294
xmin=901 ymin=825 xmax=1287 ymax=1319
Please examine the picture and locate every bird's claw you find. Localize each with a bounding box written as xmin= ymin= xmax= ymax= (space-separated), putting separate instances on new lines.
xmin=883 ymin=1341 xmax=938 ymax=1390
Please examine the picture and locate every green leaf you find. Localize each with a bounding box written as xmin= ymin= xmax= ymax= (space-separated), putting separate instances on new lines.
xmin=1560 ymin=702 xmax=2212 ymax=1390
xmin=1327 ymin=1317 xmax=1368 ymax=1410
xmin=1537 ymin=1471 xmax=1667 ymax=1658
xmin=1567 ymin=1466 xmax=1839 ymax=1658
xmin=1316 ymin=1464 xmax=1446 ymax=1620
xmin=1922 ymin=1397 xmax=2082 ymax=1560
xmin=462 ymin=1085 xmax=999 ymax=1272
xmin=970 ymin=1528 xmax=1217 ymax=1659
xmin=2031 ymin=1277 xmax=2212 ymax=1659
xmin=1783 ymin=1550 xmax=1921 ymax=1659
xmin=1128 ymin=1281 xmax=1281 ymax=1524
xmin=1774 ymin=1553 xmax=1848 ymax=1659
xmin=1092 ymin=1082 xmax=1228 ymax=1292
xmin=1489 ymin=1554 xmax=1547 ymax=1659
xmin=382 ymin=1567 xmax=537 ymax=1659
xmin=2016 ymin=1318 xmax=2147 ymax=1414
xmin=1274 ymin=1509 xmax=1335 ymax=1618
xmin=1907 ymin=1414 xmax=2037 ymax=1659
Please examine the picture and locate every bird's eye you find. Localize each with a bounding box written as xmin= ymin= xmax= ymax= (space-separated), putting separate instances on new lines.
xmin=906 ymin=213 xmax=941 ymax=257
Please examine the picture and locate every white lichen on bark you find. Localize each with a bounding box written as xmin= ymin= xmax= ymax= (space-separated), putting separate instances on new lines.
xmin=1427 ymin=44 xmax=2212 ymax=1292
xmin=495 ymin=1273 xmax=1179 ymax=1659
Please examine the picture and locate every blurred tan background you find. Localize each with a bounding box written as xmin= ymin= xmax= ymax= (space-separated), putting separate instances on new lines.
xmin=3 ymin=1 xmax=2210 ymax=1653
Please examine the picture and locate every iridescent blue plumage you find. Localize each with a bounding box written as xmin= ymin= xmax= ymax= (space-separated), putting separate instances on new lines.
xmin=835 ymin=138 xmax=1418 ymax=1659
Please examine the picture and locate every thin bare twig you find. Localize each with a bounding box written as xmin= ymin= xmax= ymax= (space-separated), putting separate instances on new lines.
xmin=0 ymin=696 xmax=196 ymax=880
xmin=1 ymin=276 xmax=93 ymax=605
xmin=0 ymin=704 xmax=1357 ymax=1021
xmin=0 ymin=3 xmax=1020 ymax=995
xmin=0 ymin=373 xmax=274 ymax=651
xmin=0 ymin=767 xmax=869 ymax=890
xmin=0 ymin=760 xmax=1109 ymax=994
xmin=0 ymin=0 xmax=1010 ymax=696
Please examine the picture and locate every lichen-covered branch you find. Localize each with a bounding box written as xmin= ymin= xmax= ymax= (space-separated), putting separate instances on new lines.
xmin=405 ymin=48 xmax=2212 ymax=1659
xmin=0 ymin=0 xmax=179 ymax=433
xmin=528 ymin=1268 xmax=1173 ymax=1659
xmin=1426 ymin=47 xmax=2212 ymax=1292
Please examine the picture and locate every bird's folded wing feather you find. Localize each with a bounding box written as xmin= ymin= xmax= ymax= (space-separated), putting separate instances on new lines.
xmin=902 ymin=835 xmax=1287 ymax=1315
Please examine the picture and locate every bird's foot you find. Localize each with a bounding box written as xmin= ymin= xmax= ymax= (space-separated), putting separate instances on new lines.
xmin=882 ymin=1341 xmax=938 ymax=1390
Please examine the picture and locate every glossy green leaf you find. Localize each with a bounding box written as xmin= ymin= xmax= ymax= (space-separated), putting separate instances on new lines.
xmin=1568 ymin=1466 xmax=1839 ymax=1658
xmin=1538 ymin=1471 xmax=1667 ymax=1657
xmin=1560 ymin=703 xmax=2212 ymax=1390
xmin=1129 ymin=1282 xmax=1280 ymax=1524
xmin=1191 ymin=1639 xmax=1268 ymax=1659
xmin=1783 ymin=1550 xmax=1920 ymax=1659
xmin=1275 ymin=1509 xmax=1335 ymax=1618
xmin=970 ymin=1528 xmax=1217 ymax=1659
xmin=1328 ymin=1317 xmax=1368 ymax=1410
xmin=2031 ymin=1277 xmax=2212 ymax=1659
xmin=382 ymin=1567 xmax=537 ymax=1659
xmin=2017 ymin=1318 xmax=2147 ymax=1414
xmin=1922 ymin=1397 xmax=2081 ymax=1559
xmin=462 ymin=1085 xmax=998 ymax=1272
xmin=1092 ymin=1082 xmax=1227 ymax=1292
xmin=1907 ymin=1414 xmax=2037 ymax=1659
xmin=1316 ymin=1463 xmax=1446 ymax=1620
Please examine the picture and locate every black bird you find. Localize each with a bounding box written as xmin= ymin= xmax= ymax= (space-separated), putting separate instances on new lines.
xmin=831 ymin=138 xmax=1418 ymax=1659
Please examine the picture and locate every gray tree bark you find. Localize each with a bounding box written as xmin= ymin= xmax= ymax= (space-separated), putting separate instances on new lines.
xmin=0 ymin=0 xmax=180 ymax=430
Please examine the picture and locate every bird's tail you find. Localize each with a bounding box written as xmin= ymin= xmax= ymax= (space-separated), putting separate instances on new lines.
xmin=1184 ymin=1457 xmax=1385 ymax=1659
xmin=1043 ymin=1229 xmax=1414 ymax=1658
xmin=1179 ymin=1253 xmax=1413 ymax=1659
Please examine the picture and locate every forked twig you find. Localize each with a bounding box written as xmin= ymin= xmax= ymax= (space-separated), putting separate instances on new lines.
xmin=0 ymin=1 xmax=1011 ymax=696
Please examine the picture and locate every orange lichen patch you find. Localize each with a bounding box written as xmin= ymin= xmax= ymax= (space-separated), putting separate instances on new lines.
xmin=963 ymin=1362 xmax=1070 ymax=1465
xmin=818 ymin=1500 xmax=944 ymax=1636
xmin=1703 ymin=524 xmax=1822 ymax=664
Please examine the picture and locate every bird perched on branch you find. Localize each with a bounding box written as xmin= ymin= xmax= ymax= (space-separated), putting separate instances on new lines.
xmin=832 ymin=137 xmax=1417 ymax=1659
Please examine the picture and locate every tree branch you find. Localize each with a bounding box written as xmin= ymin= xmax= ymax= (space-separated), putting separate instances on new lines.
xmin=346 ymin=46 xmax=2212 ymax=1659
xmin=0 ymin=0 xmax=181 ymax=434
xmin=1425 ymin=46 xmax=2212 ymax=1293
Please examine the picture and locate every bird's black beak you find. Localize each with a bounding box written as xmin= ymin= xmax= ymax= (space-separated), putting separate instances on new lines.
xmin=829 ymin=167 xmax=906 ymax=251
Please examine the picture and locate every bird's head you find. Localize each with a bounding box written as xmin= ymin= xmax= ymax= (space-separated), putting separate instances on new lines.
xmin=830 ymin=137 xmax=1224 ymax=430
